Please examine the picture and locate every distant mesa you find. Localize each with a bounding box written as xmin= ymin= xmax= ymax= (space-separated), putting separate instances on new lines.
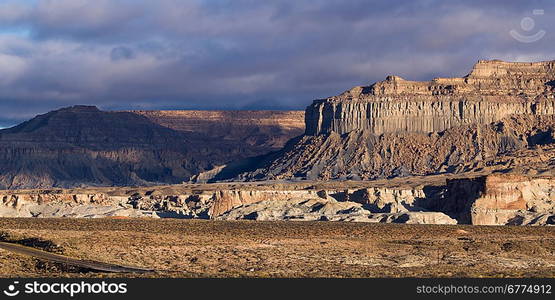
xmin=60 ymin=105 xmax=101 ymax=112
xmin=133 ymin=110 xmax=304 ymax=151
xmin=306 ymin=60 xmax=555 ymax=136
xmin=0 ymin=105 xmax=303 ymax=189
xmin=213 ymin=60 xmax=555 ymax=182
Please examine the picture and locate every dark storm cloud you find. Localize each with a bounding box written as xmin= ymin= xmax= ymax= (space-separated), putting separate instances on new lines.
xmin=0 ymin=0 xmax=554 ymax=126
xmin=110 ymin=46 xmax=134 ymax=61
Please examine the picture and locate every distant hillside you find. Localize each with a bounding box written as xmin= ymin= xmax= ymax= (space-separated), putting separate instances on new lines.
xmin=132 ymin=110 xmax=304 ymax=152
xmin=0 ymin=106 xmax=301 ymax=189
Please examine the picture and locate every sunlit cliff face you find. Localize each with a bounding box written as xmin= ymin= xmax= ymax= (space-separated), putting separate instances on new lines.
xmin=305 ymin=60 xmax=555 ymax=136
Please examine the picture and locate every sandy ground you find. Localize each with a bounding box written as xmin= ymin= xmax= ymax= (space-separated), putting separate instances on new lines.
xmin=0 ymin=218 xmax=553 ymax=278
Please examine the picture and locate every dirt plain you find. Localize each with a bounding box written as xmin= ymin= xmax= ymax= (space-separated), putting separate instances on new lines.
xmin=0 ymin=218 xmax=553 ymax=278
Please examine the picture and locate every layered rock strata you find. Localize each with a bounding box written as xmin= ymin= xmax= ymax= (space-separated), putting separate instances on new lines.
xmin=236 ymin=114 xmax=555 ymax=180
xmin=229 ymin=60 xmax=555 ymax=182
xmin=133 ymin=110 xmax=304 ymax=151
xmin=446 ymin=174 xmax=555 ymax=225
xmin=306 ymin=60 xmax=555 ymax=135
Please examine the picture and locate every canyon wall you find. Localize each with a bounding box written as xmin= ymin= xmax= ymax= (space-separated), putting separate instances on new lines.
xmin=306 ymin=98 xmax=555 ymax=135
xmin=306 ymin=60 xmax=555 ymax=135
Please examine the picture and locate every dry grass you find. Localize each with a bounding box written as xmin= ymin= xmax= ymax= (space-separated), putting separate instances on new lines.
xmin=0 ymin=218 xmax=553 ymax=278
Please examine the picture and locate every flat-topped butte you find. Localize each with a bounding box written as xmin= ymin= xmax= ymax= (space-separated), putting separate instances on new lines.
xmin=306 ymin=60 xmax=555 ymax=135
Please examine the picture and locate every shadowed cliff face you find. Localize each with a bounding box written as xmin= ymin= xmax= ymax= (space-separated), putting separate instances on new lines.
xmin=1 ymin=106 xmax=187 ymax=148
xmin=0 ymin=106 xmax=261 ymax=189
xmin=445 ymin=174 xmax=555 ymax=225
xmin=132 ymin=110 xmax=305 ymax=153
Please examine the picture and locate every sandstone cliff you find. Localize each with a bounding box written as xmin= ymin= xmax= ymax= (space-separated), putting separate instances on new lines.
xmin=236 ymin=114 xmax=555 ymax=180
xmin=306 ymin=60 xmax=555 ymax=135
xmin=446 ymin=174 xmax=555 ymax=225
xmin=228 ymin=60 xmax=555 ymax=182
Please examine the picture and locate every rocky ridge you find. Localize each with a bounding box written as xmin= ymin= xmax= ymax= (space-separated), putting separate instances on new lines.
xmin=1 ymin=173 xmax=553 ymax=225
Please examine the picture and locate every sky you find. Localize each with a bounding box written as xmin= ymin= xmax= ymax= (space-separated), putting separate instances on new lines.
xmin=0 ymin=0 xmax=554 ymax=126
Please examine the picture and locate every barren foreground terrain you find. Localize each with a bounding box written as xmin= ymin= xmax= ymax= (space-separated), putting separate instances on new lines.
xmin=0 ymin=219 xmax=553 ymax=278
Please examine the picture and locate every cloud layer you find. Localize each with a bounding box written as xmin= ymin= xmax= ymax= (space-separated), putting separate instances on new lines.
xmin=0 ymin=0 xmax=554 ymax=125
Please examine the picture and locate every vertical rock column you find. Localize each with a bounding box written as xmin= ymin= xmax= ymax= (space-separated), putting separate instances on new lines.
xmin=304 ymin=98 xmax=551 ymax=136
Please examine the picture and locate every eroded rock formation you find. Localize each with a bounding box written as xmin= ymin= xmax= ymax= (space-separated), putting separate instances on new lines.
xmin=0 ymin=185 xmax=452 ymax=223
xmin=447 ymin=174 xmax=555 ymax=225
xmin=2 ymin=175 xmax=551 ymax=225
xmin=306 ymin=60 xmax=555 ymax=136
xmin=229 ymin=60 xmax=555 ymax=182
xmin=236 ymin=114 xmax=555 ymax=180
